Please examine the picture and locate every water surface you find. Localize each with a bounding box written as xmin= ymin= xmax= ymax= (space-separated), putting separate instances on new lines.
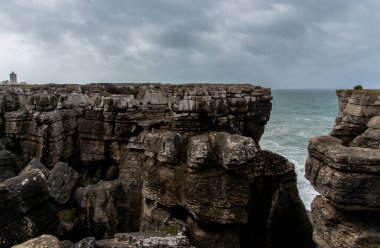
xmin=260 ymin=89 xmax=338 ymax=209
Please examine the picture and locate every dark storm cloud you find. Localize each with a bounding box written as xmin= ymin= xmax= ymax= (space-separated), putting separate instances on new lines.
xmin=0 ymin=0 xmax=379 ymax=88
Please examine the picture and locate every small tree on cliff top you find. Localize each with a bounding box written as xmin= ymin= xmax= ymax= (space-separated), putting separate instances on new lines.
xmin=353 ymin=84 xmax=363 ymax=90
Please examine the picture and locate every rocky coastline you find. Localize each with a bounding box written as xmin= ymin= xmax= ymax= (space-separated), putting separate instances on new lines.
xmin=306 ymin=89 xmax=380 ymax=247
xmin=0 ymin=83 xmax=316 ymax=248
xmin=2 ymin=84 xmax=379 ymax=247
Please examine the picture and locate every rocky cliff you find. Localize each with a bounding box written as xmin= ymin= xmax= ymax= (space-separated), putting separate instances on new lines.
xmin=306 ymin=89 xmax=380 ymax=247
xmin=0 ymin=83 xmax=313 ymax=248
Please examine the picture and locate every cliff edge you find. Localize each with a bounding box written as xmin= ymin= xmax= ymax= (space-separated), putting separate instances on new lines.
xmin=0 ymin=83 xmax=314 ymax=248
xmin=306 ymin=89 xmax=380 ymax=247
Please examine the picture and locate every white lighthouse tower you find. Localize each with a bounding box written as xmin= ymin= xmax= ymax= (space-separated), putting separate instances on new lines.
xmin=10 ymin=71 xmax=17 ymax=84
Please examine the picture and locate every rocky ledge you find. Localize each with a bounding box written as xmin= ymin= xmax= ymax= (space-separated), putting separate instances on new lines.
xmin=306 ymin=89 xmax=380 ymax=247
xmin=0 ymin=83 xmax=313 ymax=248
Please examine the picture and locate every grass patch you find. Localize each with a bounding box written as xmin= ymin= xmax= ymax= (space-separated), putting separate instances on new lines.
xmin=58 ymin=208 xmax=78 ymax=222
xmin=100 ymin=91 xmax=112 ymax=97
xmin=15 ymin=157 xmax=27 ymax=172
xmin=159 ymin=225 xmax=178 ymax=235
xmin=79 ymin=179 xmax=92 ymax=187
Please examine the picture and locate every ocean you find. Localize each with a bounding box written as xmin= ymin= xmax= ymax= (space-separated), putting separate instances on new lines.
xmin=260 ymin=89 xmax=338 ymax=210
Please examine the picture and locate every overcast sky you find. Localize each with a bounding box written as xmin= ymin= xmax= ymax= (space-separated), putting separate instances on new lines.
xmin=0 ymin=0 xmax=379 ymax=88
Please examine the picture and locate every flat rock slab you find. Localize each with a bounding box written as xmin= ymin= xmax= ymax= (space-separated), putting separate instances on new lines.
xmin=11 ymin=234 xmax=60 ymax=248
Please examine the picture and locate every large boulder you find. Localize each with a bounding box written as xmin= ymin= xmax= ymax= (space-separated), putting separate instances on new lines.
xmin=4 ymin=169 xmax=50 ymax=212
xmin=73 ymin=180 xmax=125 ymax=239
xmin=47 ymin=161 xmax=79 ymax=204
xmin=11 ymin=235 xmax=61 ymax=248
xmin=0 ymin=169 xmax=58 ymax=247
xmin=20 ymin=157 xmax=49 ymax=177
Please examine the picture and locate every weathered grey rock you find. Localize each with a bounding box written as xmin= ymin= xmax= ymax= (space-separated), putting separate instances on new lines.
xmin=4 ymin=169 xmax=49 ymax=212
xmin=0 ymin=84 xmax=318 ymax=248
xmin=121 ymin=131 xmax=314 ymax=247
xmin=312 ymin=196 xmax=380 ymax=248
xmin=73 ymin=237 xmax=96 ymax=248
xmin=186 ymin=132 xmax=257 ymax=169
xmin=73 ymin=180 xmax=124 ymax=239
xmin=96 ymin=232 xmax=193 ymax=248
xmin=331 ymin=90 xmax=380 ymax=144
xmin=0 ymin=84 xmax=271 ymax=166
xmin=11 ymin=235 xmax=60 ymax=248
xmin=351 ymin=115 xmax=380 ymax=148
xmin=141 ymin=131 xmax=183 ymax=164
xmin=0 ymin=168 xmax=58 ymax=248
xmin=47 ymin=161 xmax=79 ymax=204
xmin=20 ymin=157 xmax=49 ymax=177
xmin=306 ymin=136 xmax=380 ymax=210
xmin=4 ymin=108 xmax=83 ymax=167
xmin=306 ymin=90 xmax=380 ymax=247
xmin=0 ymin=150 xmax=17 ymax=182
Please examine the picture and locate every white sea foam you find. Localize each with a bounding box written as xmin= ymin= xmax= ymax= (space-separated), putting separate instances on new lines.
xmin=261 ymin=89 xmax=337 ymax=210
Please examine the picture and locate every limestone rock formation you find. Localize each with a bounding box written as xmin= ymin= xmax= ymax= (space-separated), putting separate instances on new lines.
xmin=351 ymin=115 xmax=380 ymax=148
xmin=306 ymin=135 xmax=380 ymax=210
xmin=0 ymin=83 xmax=313 ymax=248
xmin=73 ymin=180 xmax=125 ymax=239
xmin=47 ymin=161 xmax=79 ymax=204
xmin=331 ymin=90 xmax=380 ymax=144
xmin=123 ymin=131 xmax=314 ymax=247
xmin=11 ymin=234 xmax=61 ymax=248
xmin=4 ymin=169 xmax=50 ymax=212
xmin=20 ymin=157 xmax=49 ymax=177
xmin=306 ymin=89 xmax=380 ymax=247
xmin=0 ymin=168 xmax=58 ymax=247
xmin=96 ymin=232 xmax=193 ymax=248
xmin=312 ymin=196 xmax=380 ymax=248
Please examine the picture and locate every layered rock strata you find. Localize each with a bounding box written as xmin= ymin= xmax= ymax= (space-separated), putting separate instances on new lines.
xmin=306 ymin=89 xmax=380 ymax=247
xmin=0 ymin=84 xmax=271 ymax=167
xmin=0 ymin=84 xmax=313 ymax=248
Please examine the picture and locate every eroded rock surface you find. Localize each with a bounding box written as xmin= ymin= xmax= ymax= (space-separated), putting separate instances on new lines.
xmin=11 ymin=234 xmax=61 ymax=248
xmin=47 ymin=162 xmax=79 ymax=204
xmin=123 ymin=131 xmax=314 ymax=247
xmin=312 ymin=196 xmax=380 ymax=248
xmin=306 ymin=89 xmax=380 ymax=247
xmin=0 ymin=83 xmax=313 ymax=248
xmin=0 ymin=168 xmax=58 ymax=247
